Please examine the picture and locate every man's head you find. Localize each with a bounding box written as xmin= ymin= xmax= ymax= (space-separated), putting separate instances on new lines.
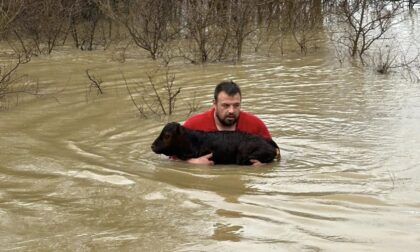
xmin=213 ymin=81 xmax=242 ymax=127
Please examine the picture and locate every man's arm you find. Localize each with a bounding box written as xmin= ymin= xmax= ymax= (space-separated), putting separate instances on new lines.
xmin=187 ymin=153 xmax=214 ymax=165
xmin=255 ymin=116 xmax=281 ymax=161
xmin=267 ymin=139 xmax=281 ymax=160
xmin=183 ymin=110 xmax=216 ymax=165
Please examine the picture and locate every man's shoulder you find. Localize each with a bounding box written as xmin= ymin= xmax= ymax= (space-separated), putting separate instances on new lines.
xmin=185 ymin=109 xmax=212 ymax=123
xmin=183 ymin=108 xmax=215 ymax=130
xmin=239 ymin=110 xmax=264 ymax=124
xmin=237 ymin=110 xmax=271 ymax=139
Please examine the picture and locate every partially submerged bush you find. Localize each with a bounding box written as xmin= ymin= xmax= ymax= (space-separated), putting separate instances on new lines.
xmin=0 ymin=53 xmax=34 ymax=109
xmin=124 ymin=65 xmax=181 ymax=118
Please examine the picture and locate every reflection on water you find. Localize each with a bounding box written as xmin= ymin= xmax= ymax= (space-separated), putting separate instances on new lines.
xmin=1 ymin=13 xmax=420 ymax=252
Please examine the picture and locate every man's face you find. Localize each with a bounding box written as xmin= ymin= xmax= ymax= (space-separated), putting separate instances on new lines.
xmin=214 ymin=91 xmax=241 ymax=127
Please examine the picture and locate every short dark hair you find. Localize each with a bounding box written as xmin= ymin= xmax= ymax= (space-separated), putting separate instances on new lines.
xmin=214 ymin=80 xmax=241 ymax=101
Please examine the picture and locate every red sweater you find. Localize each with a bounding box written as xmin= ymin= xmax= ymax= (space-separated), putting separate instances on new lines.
xmin=183 ymin=108 xmax=272 ymax=139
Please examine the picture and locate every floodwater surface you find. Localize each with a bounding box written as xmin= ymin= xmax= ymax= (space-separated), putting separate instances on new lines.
xmin=1 ymin=13 xmax=420 ymax=252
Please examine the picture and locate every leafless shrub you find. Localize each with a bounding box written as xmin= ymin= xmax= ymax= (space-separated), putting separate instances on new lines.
xmin=0 ymin=53 xmax=35 ymax=109
xmin=7 ymin=0 xmax=70 ymax=55
xmin=185 ymin=91 xmax=201 ymax=117
xmin=4 ymin=0 xmax=415 ymax=70
xmin=0 ymin=0 xmax=24 ymax=35
xmin=137 ymin=1 xmax=271 ymax=63
xmin=228 ymin=1 xmax=256 ymax=61
xmin=267 ymin=35 xmax=286 ymax=57
xmin=408 ymin=0 xmax=420 ymax=10
xmin=371 ymin=44 xmax=399 ymax=74
xmin=68 ymin=0 xmax=112 ymax=51
xmin=111 ymin=40 xmax=131 ymax=63
xmin=123 ymin=72 xmax=147 ymax=118
xmin=249 ymin=27 xmax=267 ymax=53
xmin=0 ymin=3 xmax=36 ymax=109
xmin=412 ymin=60 xmax=420 ymax=82
xmin=124 ymin=66 xmax=181 ymax=118
xmin=98 ymin=0 xmax=178 ymax=60
xmin=264 ymin=0 xmax=323 ymax=56
xmin=182 ymin=0 xmax=231 ymax=63
xmin=396 ymin=43 xmax=420 ymax=81
xmin=0 ymin=54 xmax=30 ymax=93
xmin=327 ymin=29 xmax=348 ymax=65
xmin=288 ymin=0 xmax=323 ymax=55
xmin=326 ymin=0 xmax=404 ymax=64
xmin=369 ymin=37 xmax=420 ymax=77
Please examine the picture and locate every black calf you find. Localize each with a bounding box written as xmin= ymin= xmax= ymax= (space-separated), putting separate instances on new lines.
xmin=151 ymin=122 xmax=278 ymax=165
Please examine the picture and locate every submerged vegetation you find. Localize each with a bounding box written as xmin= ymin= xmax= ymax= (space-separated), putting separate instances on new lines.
xmin=1 ymin=0 xmax=419 ymax=111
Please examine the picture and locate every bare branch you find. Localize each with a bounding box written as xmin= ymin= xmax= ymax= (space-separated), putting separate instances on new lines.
xmin=122 ymin=71 xmax=147 ymax=118
xmin=86 ymin=69 xmax=104 ymax=95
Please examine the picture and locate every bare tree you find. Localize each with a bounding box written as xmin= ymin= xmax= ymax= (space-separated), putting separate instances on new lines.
xmin=8 ymin=0 xmax=70 ymax=55
xmin=372 ymin=43 xmax=399 ymax=74
xmin=182 ymin=0 xmax=234 ymax=63
xmin=0 ymin=53 xmax=32 ymax=109
xmin=185 ymin=91 xmax=201 ymax=117
xmin=408 ymin=0 xmax=420 ymax=10
xmin=326 ymin=0 xmax=403 ymax=64
xmin=125 ymin=66 xmax=181 ymax=118
xmin=0 ymin=0 xmax=23 ymax=35
xmin=288 ymin=0 xmax=323 ymax=54
xmin=0 ymin=1 xmax=33 ymax=109
xmin=99 ymin=0 xmax=178 ymax=59
xmin=184 ymin=0 xmax=218 ymax=63
xmin=370 ymin=38 xmax=420 ymax=75
xmin=67 ymin=0 xmax=109 ymax=51
xmin=229 ymin=0 xmax=256 ymax=61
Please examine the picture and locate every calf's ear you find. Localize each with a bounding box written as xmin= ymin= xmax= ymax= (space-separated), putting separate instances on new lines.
xmin=176 ymin=124 xmax=185 ymax=135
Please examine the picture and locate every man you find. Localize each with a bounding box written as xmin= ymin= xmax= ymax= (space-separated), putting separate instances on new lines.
xmin=183 ymin=80 xmax=280 ymax=165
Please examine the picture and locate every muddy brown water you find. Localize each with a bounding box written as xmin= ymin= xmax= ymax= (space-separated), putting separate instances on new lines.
xmin=1 ymin=15 xmax=420 ymax=252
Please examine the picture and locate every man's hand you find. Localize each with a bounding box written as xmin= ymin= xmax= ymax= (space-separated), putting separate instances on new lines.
xmin=250 ymin=148 xmax=280 ymax=166
xmin=250 ymin=159 xmax=264 ymax=166
xmin=275 ymin=148 xmax=281 ymax=160
xmin=187 ymin=153 xmax=214 ymax=165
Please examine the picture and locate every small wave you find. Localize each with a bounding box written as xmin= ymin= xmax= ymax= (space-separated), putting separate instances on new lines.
xmin=67 ymin=170 xmax=135 ymax=185
xmin=66 ymin=141 xmax=104 ymax=160
xmin=144 ymin=192 xmax=167 ymax=200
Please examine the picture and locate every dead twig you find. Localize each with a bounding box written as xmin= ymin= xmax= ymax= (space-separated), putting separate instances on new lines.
xmin=122 ymin=65 xmax=182 ymax=118
xmin=86 ymin=69 xmax=104 ymax=95
xmin=186 ymin=91 xmax=201 ymax=117
xmin=122 ymin=72 xmax=147 ymax=118
xmin=147 ymin=72 xmax=166 ymax=115
xmin=164 ymin=67 xmax=181 ymax=115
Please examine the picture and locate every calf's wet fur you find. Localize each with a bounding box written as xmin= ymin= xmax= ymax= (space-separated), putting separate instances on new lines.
xmin=151 ymin=122 xmax=278 ymax=165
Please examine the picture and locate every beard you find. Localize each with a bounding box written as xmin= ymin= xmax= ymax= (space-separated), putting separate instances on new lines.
xmin=216 ymin=112 xmax=238 ymax=126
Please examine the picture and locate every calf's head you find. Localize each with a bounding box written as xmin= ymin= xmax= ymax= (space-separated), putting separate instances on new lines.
xmin=151 ymin=122 xmax=185 ymax=156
